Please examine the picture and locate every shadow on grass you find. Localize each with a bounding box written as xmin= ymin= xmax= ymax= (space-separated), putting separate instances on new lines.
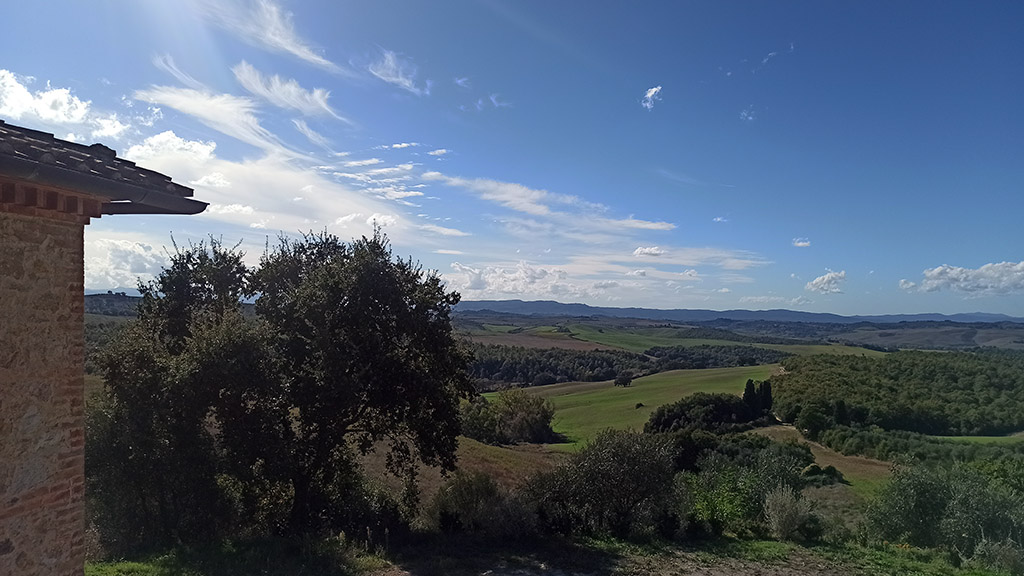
xmin=386 ymin=533 xmax=625 ymax=576
xmin=86 ymin=537 xmax=382 ymax=576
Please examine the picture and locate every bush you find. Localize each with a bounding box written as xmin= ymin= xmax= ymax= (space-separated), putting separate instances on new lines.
xmin=424 ymin=471 xmax=536 ymax=540
xmin=460 ymin=389 xmax=556 ymax=445
xmin=970 ymin=538 xmax=1024 ymax=576
xmin=527 ymin=429 xmax=675 ymax=538
xmin=763 ymin=484 xmax=814 ymax=541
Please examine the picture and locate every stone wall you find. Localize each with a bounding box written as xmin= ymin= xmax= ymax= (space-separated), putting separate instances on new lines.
xmin=0 ymin=207 xmax=86 ymax=576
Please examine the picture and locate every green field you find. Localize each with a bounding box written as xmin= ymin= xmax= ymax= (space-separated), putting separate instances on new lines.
xmin=930 ymin=434 xmax=1024 ymax=445
xmin=519 ymin=364 xmax=778 ymax=449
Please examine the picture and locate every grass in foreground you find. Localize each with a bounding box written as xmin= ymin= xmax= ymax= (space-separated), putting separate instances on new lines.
xmin=86 ymin=538 xmax=387 ymax=576
xmin=88 ymin=537 xmax=1007 ymax=576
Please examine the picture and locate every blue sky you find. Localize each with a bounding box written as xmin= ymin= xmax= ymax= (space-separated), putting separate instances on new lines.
xmin=1 ymin=1 xmax=1022 ymax=315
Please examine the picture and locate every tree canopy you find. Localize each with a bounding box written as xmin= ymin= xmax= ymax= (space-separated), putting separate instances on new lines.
xmin=87 ymin=232 xmax=473 ymax=551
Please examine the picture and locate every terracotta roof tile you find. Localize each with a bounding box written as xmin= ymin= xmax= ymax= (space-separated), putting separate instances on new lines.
xmin=0 ymin=119 xmax=205 ymax=215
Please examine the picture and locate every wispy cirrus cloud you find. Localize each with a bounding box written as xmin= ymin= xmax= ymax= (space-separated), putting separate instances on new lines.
xmin=792 ymin=238 xmax=811 ymax=247
xmin=428 ymin=149 xmax=449 ymax=156
xmin=369 ymin=49 xmax=430 ymax=95
xmin=900 ymin=261 xmax=1024 ymax=296
xmin=196 ymin=0 xmax=344 ymax=74
xmin=805 ymin=270 xmax=846 ymax=294
xmin=641 ymin=85 xmax=662 ymax=110
xmin=419 ymin=223 xmax=470 ymax=237
xmin=292 ymin=119 xmax=330 ymax=148
xmin=152 ymin=54 xmax=205 ymax=90
xmin=134 ymin=85 xmax=293 ymax=156
xmin=344 ymin=158 xmax=383 ymax=167
xmin=233 ymin=61 xmax=347 ymax=121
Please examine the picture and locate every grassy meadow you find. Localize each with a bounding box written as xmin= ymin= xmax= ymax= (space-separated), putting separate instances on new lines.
xmin=490 ymin=364 xmax=779 ymax=449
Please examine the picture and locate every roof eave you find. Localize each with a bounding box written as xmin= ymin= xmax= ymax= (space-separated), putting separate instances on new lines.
xmin=0 ymin=154 xmax=207 ymax=216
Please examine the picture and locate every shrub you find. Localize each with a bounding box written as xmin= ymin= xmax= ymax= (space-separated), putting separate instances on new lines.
xmin=970 ymin=538 xmax=1024 ymax=576
xmin=763 ymin=484 xmax=814 ymax=541
xmin=460 ymin=389 xmax=556 ymax=445
xmin=425 ymin=471 xmax=536 ymax=540
xmin=527 ymin=429 xmax=675 ymax=538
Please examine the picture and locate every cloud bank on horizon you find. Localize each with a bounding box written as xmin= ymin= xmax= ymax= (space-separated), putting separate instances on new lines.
xmin=1 ymin=0 xmax=1022 ymax=316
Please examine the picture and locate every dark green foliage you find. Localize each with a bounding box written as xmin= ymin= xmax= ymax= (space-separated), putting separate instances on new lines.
xmin=773 ymin=351 xmax=1024 ymax=436
xmin=614 ymin=371 xmax=633 ymax=387
xmin=253 ymin=231 xmax=474 ymax=529
xmin=468 ymin=344 xmax=650 ymax=387
xmin=87 ymin=232 xmax=472 ymax=554
xmin=467 ymin=343 xmax=790 ymax=389
xmin=645 ymin=393 xmax=756 ymax=434
xmin=460 ymin=389 xmax=556 ymax=445
xmin=87 ymin=239 xmax=258 ymax=553
xmin=645 ymin=345 xmax=792 ymax=370
xmin=816 ymin=424 xmax=1024 ymax=464
xmin=425 ymin=471 xmax=536 ymax=540
xmin=742 ymin=379 xmax=758 ymax=411
xmin=866 ymin=463 xmax=1024 ymax=556
xmin=527 ymin=429 xmax=675 ymax=538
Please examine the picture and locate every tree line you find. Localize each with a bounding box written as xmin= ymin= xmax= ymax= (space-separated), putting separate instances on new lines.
xmin=773 ymin=350 xmax=1024 ymax=437
xmin=469 ymin=343 xmax=791 ymax=389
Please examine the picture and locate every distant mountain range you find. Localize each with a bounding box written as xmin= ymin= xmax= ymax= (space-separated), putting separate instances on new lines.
xmin=85 ymin=292 xmax=1024 ymax=325
xmin=455 ymin=300 xmax=1024 ymax=325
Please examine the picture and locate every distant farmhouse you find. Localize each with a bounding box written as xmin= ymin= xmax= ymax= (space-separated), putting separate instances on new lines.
xmin=0 ymin=120 xmax=205 ymax=576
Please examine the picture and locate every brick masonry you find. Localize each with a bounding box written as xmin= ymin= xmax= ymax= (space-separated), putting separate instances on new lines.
xmin=1 ymin=201 xmax=88 ymax=576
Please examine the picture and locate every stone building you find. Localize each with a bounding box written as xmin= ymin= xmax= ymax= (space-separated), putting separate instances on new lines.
xmin=0 ymin=120 xmax=206 ymax=575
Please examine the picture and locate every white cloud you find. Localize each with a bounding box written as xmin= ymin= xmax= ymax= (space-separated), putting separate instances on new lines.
xmin=626 ymin=270 xmax=647 ymax=277
xmin=198 ymin=0 xmax=343 ymax=73
xmin=367 ymin=213 xmax=398 ymax=227
xmin=345 ymin=158 xmax=383 ymax=167
xmin=335 ymin=213 xmax=364 ymax=226
xmin=125 ymin=130 xmax=217 ymax=164
xmin=368 ymin=186 xmax=423 ymax=200
xmin=603 ymin=217 xmax=675 ymax=231
xmin=85 ymin=239 xmax=167 ymax=289
xmin=206 ymin=203 xmax=254 ymax=214
xmin=740 ymin=106 xmax=756 ymax=122
xmin=792 ymin=238 xmax=811 ymax=248
xmin=91 ymin=113 xmax=129 ymax=139
xmin=427 ymin=149 xmax=449 ymax=156
xmin=419 ymin=223 xmax=470 ymax=237
xmin=389 ymin=142 xmax=419 ymax=149
xmin=713 ymin=216 xmax=728 ymax=223
xmin=233 ymin=61 xmax=344 ymax=120
xmin=292 ymin=118 xmax=331 ymax=148
xmin=805 ymin=270 xmax=846 ymax=294
xmin=0 ymin=70 xmax=90 ymax=123
xmin=641 ymin=85 xmax=662 ymax=110
xmin=423 ymin=172 xmax=553 ymax=216
xmin=369 ymin=50 xmax=429 ymax=95
xmin=489 ymin=94 xmax=510 ymax=108
xmin=134 ymin=86 xmax=292 ymax=156
xmin=152 ymin=54 xmax=205 ymax=90
xmin=435 ymin=249 xmax=464 ymax=255
xmin=903 ymin=261 xmax=1024 ymax=295
xmin=593 ymin=281 xmax=620 ymax=289
xmin=454 ymin=77 xmax=470 ymax=88
xmin=190 ymin=172 xmax=231 ymax=188
xmin=716 ymin=288 xmax=731 ymax=293
xmin=633 ymin=246 xmax=666 ymax=257
xmin=446 ymin=261 xmax=586 ymax=299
